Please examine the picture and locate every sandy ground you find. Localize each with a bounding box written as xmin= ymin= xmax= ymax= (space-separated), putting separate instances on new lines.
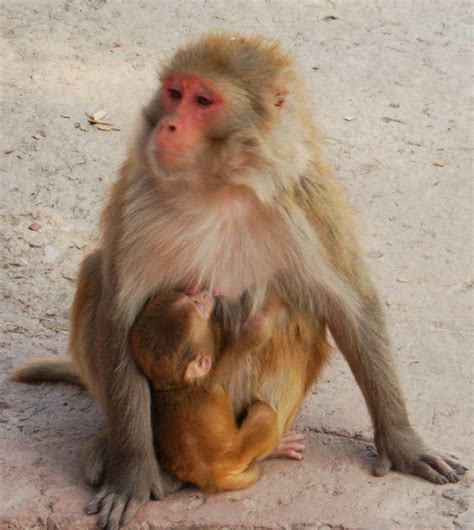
xmin=0 ymin=0 xmax=472 ymax=528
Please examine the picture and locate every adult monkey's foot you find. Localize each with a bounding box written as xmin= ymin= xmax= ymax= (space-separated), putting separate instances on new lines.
xmin=270 ymin=430 xmax=306 ymax=461
xmin=81 ymin=440 xmax=184 ymax=529
xmin=85 ymin=458 xmax=165 ymax=530
xmin=374 ymin=429 xmax=468 ymax=484
xmin=86 ymin=452 xmax=184 ymax=530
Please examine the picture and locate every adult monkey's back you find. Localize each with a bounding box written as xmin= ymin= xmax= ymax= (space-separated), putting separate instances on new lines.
xmin=13 ymin=34 xmax=467 ymax=528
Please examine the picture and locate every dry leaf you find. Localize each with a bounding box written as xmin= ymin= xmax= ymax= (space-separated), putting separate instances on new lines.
xmin=74 ymin=122 xmax=89 ymax=132
xmin=71 ymin=240 xmax=86 ymax=250
xmin=433 ymin=161 xmax=445 ymax=167
xmin=87 ymin=109 xmax=115 ymax=126
xmin=397 ymin=278 xmax=408 ymax=283
xmin=89 ymin=117 xmax=114 ymax=125
xmin=5 ymin=149 xmax=15 ymax=154
xmin=389 ymin=102 xmax=400 ymax=108
xmin=368 ymin=251 xmax=384 ymax=259
xmin=90 ymin=109 xmax=107 ymax=120
xmin=29 ymin=222 xmax=42 ymax=231
xmin=344 ymin=116 xmax=356 ymax=122
xmin=32 ymin=134 xmax=41 ymax=140
xmin=382 ymin=116 xmax=405 ymax=124
xmin=97 ymin=125 xmax=120 ymax=132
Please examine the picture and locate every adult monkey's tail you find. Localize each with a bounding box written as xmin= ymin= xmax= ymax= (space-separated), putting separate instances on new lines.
xmin=10 ymin=357 xmax=83 ymax=386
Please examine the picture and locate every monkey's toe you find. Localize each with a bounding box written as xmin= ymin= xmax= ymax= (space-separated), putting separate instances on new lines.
xmin=420 ymin=453 xmax=469 ymax=483
xmin=373 ymin=455 xmax=391 ymax=477
xmin=445 ymin=455 xmax=469 ymax=475
xmin=85 ymin=488 xmax=108 ymax=515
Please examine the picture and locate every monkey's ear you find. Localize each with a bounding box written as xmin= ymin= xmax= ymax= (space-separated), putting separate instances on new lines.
xmin=273 ymin=88 xmax=289 ymax=109
xmin=184 ymin=355 xmax=213 ymax=380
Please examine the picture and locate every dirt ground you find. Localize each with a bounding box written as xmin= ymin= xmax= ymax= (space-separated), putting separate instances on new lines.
xmin=0 ymin=0 xmax=472 ymax=528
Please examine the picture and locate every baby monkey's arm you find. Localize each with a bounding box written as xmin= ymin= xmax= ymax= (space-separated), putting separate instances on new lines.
xmin=227 ymin=297 xmax=282 ymax=356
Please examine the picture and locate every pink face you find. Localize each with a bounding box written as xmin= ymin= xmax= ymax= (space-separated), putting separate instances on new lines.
xmin=152 ymin=73 xmax=226 ymax=169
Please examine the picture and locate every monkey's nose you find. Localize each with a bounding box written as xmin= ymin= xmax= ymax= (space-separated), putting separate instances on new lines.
xmin=159 ymin=121 xmax=177 ymax=133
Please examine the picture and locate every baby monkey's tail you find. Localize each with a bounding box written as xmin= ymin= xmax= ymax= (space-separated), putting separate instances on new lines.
xmin=10 ymin=357 xmax=83 ymax=386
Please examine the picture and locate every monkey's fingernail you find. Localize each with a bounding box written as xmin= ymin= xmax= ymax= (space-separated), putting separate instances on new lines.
xmin=85 ymin=503 xmax=99 ymax=515
xmin=97 ymin=516 xmax=108 ymax=528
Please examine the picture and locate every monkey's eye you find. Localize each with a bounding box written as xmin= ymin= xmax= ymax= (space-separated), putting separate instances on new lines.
xmin=196 ymin=96 xmax=213 ymax=107
xmin=168 ymin=88 xmax=182 ymax=100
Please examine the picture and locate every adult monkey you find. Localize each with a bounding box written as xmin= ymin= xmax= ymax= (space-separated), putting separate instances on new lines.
xmin=12 ymin=34 xmax=467 ymax=528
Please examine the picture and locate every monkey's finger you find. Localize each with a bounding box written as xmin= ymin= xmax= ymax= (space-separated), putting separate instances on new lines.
xmin=373 ymin=456 xmax=391 ymax=477
xmin=412 ymin=461 xmax=448 ymax=485
xmin=162 ymin=473 xmax=184 ymax=495
xmin=85 ymin=488 xmax=108 ymax=515
xmin=286 ymin=450 xmax=304 ymax=461
xmin=420 ymin=455 xmax=460 ymax=483
xmin=97 ymin=493 xmax=116 ymax=527
xmin=150 ymin=482 xmax=165 ymax=500
xmin=275 ymin=444 xmax=305 ymax=455
xmin=119 ymin=498 xmax=141 ymax=526
xmin=443 ymin=455 xmax=469 ymax=475
xmin=105 ymin=496 xmax=127 ymax=530
xmin=279 ymin=438 xmax=305 ymax=448
xmin=282 ymin=442 xmax=305 ymax=452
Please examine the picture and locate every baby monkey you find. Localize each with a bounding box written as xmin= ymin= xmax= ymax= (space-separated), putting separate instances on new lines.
xmin=130 ymin=290 xmax=305 ymax=492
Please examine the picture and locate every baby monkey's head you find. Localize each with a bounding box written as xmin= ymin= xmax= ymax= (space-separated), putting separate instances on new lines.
xmin=130 ymin=290 xmax=217 ymax=390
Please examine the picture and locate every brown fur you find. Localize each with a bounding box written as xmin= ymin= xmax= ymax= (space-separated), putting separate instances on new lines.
xmin=11 ymin=33 xmax=467 ymax=527
xmin=130 ymin=292 xmax=285 ymax=492
xmin=11 ymin=357 xmax=82 ymax=386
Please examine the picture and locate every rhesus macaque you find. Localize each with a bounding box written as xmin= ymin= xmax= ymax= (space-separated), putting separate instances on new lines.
xmin=130 ymin=289 xmax=305 ymax=491
xmin=12 ymin=33 xmax=467 ymax=529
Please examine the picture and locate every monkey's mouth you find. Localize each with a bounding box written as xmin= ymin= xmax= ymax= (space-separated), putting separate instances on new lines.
xmin=146 ymin=139 xmax=195 ymax=173
xmin=156 ymin=149 xmax=193 ymax=167
xmin=152 ymin=138 xmax=197 ymax=168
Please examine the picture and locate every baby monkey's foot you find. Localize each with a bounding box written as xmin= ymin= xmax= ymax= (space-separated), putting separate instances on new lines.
xmin=270 ymin=431 xmax=305 ymax=461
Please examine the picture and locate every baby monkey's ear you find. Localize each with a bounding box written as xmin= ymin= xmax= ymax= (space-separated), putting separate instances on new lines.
xmin=184 ymin=354 xmax=212 ymax=380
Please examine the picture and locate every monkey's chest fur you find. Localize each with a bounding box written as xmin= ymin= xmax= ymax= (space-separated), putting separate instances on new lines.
xmin=118 ymin=186 xmax=303 ymax=314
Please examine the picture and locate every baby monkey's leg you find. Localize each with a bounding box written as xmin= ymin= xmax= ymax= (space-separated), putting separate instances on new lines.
xmin=209 ymin=401 xmax=279 ymax=491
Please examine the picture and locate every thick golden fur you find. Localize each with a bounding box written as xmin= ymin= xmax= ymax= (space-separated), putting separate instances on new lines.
xmin=11 ymin=33 xmax=467 ymax=528
xmin=130 ymin=292 xmax=289 ymax=492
